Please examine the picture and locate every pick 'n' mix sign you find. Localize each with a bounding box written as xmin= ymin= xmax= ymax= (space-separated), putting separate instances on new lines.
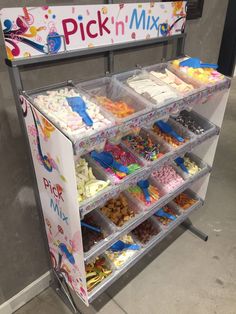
xmin=0 ymin=2 xmax=187 ymax=60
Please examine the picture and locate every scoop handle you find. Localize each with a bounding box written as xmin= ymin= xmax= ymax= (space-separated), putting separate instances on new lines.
xmin=81 ymin=222 xmax=101 ymax=233
xmin=112 ymin=160 xmax=129 ymax=174
xmin=142 ymin=187 xmax=151 ymax=203
xmin=80 ymin=109 xmax=93 ymax=126
xmin=200 ymin=63 xmax=218 ymax=69
xmin=155 ymin=208 xmax=176 ymax=220
xmin=169 ymin=130 xmax=184 ymax=142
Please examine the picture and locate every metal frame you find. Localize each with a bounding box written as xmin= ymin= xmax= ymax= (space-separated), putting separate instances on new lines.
xmin=5 ymin=9 xmax=208 ymax=312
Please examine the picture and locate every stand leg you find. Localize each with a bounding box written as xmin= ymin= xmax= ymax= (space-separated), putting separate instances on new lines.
xmin=181 ymin=218 xmax=208 ymax=242
xmin=52 ymin=270 xmax=81 ymax=314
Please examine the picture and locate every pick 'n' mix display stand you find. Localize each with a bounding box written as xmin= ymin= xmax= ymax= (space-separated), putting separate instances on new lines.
xmin=1 ymin=2 xmax=231 ymax=313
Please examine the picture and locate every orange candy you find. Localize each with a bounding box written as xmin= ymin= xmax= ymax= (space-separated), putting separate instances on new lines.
xmin=174 ymin=193 xmax=197 ymax=210
xmin=96 ymin=96 xmax=135 ymax=118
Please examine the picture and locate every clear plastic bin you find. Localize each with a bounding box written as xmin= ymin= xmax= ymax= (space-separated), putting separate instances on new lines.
xmin=87 ymin=142 xmax=146 ymax=186
xmin=172 ymin=109 xmax=219 ymax=139
xmin=98 ymin=192 xmax=143 ymax=230
xmin=82 ymin=209 xmax=116 ymax=255
xmin=146 ymin=118 xmax=195 ymax=152
xmin=170 ymin=189 xmax=202 ymax=215
xmin=168 ymin=59 xmax=226 ymax=88
xmin=24 ymin=81 xmax=115 ymax=146
xmin=78 ymin=77 xmax=152 ymax=125
xmin=114 ymin=68 xmax=179 ymax=108
xmin=131 ymin=217 xmax=163 ymax=247
xmin=173 ymin=152 xmax=205 ymax=180
xmin=104 ymin=233 xmax=141 ymax=269
xmin=126 ymin=176 xmax=166 ymax=211
xmin=121 ymin=128 xmax=172 ymax=167
xmin=151 ymin=162 xmax=186 ymax=194
xmin=77 ymin=156 xmax=120 ymax=217
xmin=144 ymin=63 xmax=196 ymax=97
xmin=85 ymin=255 xmax=113 ymax=293
xmin=153 ymin=203 xmax=180 ymax=229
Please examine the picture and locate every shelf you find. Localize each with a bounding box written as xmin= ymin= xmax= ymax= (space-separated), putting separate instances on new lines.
xmin=84 ymin=160 xmax=210 ymax=263
xmin=79 ymin=123 xmax=218 ymax=217
xmin=22 ymin=66 xmax=230 ymax=157
xmin=88 ymin=195 xmax=203 ymax=302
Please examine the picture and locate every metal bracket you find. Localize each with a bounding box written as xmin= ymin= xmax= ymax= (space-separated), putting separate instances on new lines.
xmin=181 ymin=218 xmax=208 ymax=241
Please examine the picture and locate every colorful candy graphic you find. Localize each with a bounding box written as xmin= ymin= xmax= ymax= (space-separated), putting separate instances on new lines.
xmin=3 ymin=7 xmax=62 ymax=59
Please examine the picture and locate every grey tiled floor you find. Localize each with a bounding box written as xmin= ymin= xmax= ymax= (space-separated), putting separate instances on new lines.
xmin=16 ymin=80 xmax=236 ymax=314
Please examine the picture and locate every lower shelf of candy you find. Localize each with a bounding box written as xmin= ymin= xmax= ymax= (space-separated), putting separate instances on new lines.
xmin=87 ymin=190 xmax=203 ymax=302
xmin=79 ymin=114 xmax=218 ymax=217
xmin=83 ymin=157 xmax=210 ymax=263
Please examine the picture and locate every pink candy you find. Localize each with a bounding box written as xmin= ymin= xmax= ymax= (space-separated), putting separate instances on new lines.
xmin=152 ymin=165 xmax=184 ymax=193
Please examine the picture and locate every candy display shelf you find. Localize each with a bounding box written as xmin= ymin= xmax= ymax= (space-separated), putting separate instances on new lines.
xmin=80 ymin=116 xmax=218 ymax=217
xmin=2 ymin=2 xmax=231 ymax=312
xmin=84 ymin=157 xmax=210 ymax=263
xmin=88 ymin=191 xmax=203 ymax=302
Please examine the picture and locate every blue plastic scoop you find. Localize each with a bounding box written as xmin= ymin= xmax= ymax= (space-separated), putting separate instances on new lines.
xmin=81 ymin=221 xmax=101 ymax=233
xmin=58 ymin=243 xmax=75 ymax=265
xmin=137 ymin=180 xmax=151 ymax=203
xmin=180 ymin=58 xmax=218 ymax=69
xmin=109 ymin=240 xmax=140 ymax=252
xmin=66 ymin=96 xmax=93 ymax=126
xmin=154 ymin=208 xmax=176 ymax=221
xmin=155 ymin=120 xmax=184 ymax=142
xmin=91 ymin=151 xmax=129 ymax=174
xmin=175 ymin=157 xmax=189 ymax=174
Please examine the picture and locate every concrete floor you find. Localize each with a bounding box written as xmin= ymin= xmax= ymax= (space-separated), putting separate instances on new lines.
xmin=15 ymin=80 xmax=236 ymax=314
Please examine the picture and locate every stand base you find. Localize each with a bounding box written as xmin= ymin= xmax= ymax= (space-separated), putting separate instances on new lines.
xmin=181 ymin=218 xmax=208 ymax=241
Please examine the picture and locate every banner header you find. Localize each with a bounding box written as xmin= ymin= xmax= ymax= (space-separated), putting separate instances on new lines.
xmin=0 ymin=2 xmax=187 ymax=60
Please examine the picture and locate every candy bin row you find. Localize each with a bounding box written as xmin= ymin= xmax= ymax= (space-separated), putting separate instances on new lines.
xmin=81 ymin=166 xmax=188 ymax=258
xmin=84 ymin=189 xmax=202 ymax=293
xmin=24 ymin=61 xmax=221 ymax=158
xmin=75 ymin=119 xmax=210 ymax=217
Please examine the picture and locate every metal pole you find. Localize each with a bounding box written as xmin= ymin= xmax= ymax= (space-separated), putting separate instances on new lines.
xmin=107 ymin=0 xmax=114 ymax=73
xmin=181 ymin=219 xmax=208 ymax=242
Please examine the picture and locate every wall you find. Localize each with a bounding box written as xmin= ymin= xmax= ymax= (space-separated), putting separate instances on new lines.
xmin=185 ymin=0 xmax=229 ymax=63
xmin=0 ymin=0 xmax=228 ymax=305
